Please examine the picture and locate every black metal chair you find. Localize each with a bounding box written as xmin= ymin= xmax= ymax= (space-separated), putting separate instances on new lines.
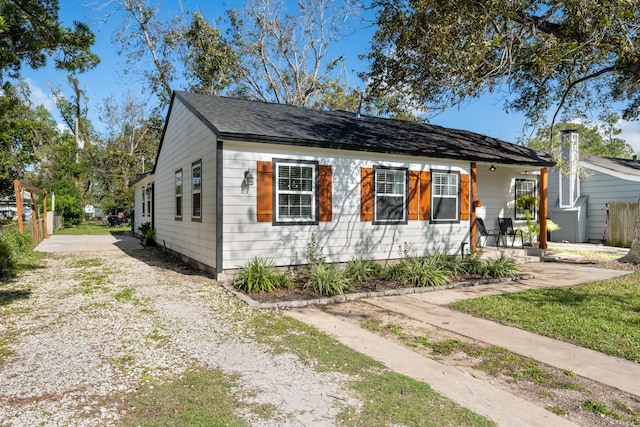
xmin=498 ymin=218 xmax=524 ymax=247
xmin=476 ymin=218 xmax=500 ymax=247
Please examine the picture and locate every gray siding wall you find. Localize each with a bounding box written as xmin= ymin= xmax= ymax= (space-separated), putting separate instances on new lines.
xmin=581 ymin=168 xmax=640 ymax=241
xmin=549 ymin=166 xmax=640 ymax=242
xmin=154 ymin=99 xmax=217 ymax=269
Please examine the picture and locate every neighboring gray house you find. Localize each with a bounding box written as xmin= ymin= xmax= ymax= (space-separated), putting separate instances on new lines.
xmin=134 ymin=92 xmax=554 ymax=278
xmin=549 ymin=149 xmax=640 ymax=243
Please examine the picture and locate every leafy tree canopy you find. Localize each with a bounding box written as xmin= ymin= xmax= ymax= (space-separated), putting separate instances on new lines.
xmin=367 ymin=1 xmax=640 ymax=126
xmin=528 ymin=112 xmax=634 ymax=159
xmin=0 ymin=0 xmax=99 ymax=80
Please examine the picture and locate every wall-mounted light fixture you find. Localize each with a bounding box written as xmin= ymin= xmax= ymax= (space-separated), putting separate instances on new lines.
xmin=489 ymin=165 xmax=496 ymax=171
xmin=241 ymin=169 xmax=254 ymax=194
xmin=244 ymin=169 xmax=254 ymax=186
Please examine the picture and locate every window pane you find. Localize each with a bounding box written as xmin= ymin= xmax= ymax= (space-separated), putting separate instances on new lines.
xmin=176 ymin=195 xmax=182 ymax=217
xmin=432 ymin=172 xmax=458 ymax=221
xmin=433 ymin=197 xmax=456 ymax=220
xmin=192 ymin=165 xmax=201 ymax=190
xmin=175 ymin=171 xmax=183 ymax=195
xmin=192 ymin=193 xmax=201 ymax=217
xmin=377 ymin=196 xmax=404 ymax=220
xmin=374 ymin=169 xmax=406 ymax=221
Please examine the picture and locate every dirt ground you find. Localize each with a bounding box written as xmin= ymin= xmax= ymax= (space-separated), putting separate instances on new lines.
xmin=321 ymin=298 xmax=640 ymax=427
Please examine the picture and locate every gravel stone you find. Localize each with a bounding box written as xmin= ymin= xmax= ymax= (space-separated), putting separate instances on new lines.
xmin=0 ymin=248 xmax=360 ymax=426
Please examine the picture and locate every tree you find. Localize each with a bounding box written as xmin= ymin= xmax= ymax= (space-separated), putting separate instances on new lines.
xmin=181 ymin=12 xmax=237 ymax=96
xmin=367 ymin=1 xmax=640 ymax=126
xmin=0 ymin=82 xmax=58 ymax=194
xmin=0 ymin=0 xmax=99 ymax=80
xmin=93 ymin=94 xmax=161 ymax=212
xmin=369 ymin=1 xmax=640 ymax=264
xmin=106 ymin=0 xmax=183 ymax=107
xmin=226 ymin=0 xmax=361 ymax=108
xmin=528 ymin=118 xmax=633 ymax=161
xmin=598 ymin=112 xmax=633 ymax=158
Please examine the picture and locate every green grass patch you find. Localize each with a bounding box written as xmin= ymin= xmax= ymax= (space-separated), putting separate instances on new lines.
xmin=114 ymin=287 xmax=134 ymax=302
xmin=247 ymin=312 xmax=495 ymax=426
xmin=451 ymin=273 xmax=640 ymax=362
xmin=55 ymin=222 xmax=131 ymax=235
xmin=67 ymin=258 xmax=104 ymax=268
xmin=118 ymin=367 xmax=249 ymax=427
xmin=545 ymin=248 xmax=620 ymax=261
xmin=547 ymin=405 xmax=566 ymax=416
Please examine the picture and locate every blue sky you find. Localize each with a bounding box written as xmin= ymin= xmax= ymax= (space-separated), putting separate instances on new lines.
xmin=21 ymin=0 xmax=640 ymax=153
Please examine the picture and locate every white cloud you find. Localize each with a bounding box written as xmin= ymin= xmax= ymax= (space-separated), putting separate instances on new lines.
xmin=618 ymin=120 xmax=640 ymax=154
xmin=24 ymin=77 xmax=55 ymax=112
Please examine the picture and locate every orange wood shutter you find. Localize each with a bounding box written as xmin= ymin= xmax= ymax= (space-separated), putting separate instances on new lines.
xmin=360 ymin=167 xmax=373 ymax=221
xmin=318 ymin=165 xmax=332 ymax=222
xmin=420 ymin=171 xmax=431 ymax=220
xmin=257 ymin=161 xmax=272 ymax=222
xmin=408 ymin=170 xmax=419 ymax=220
xmin=460 ymin=173 xmax=471 ymax=221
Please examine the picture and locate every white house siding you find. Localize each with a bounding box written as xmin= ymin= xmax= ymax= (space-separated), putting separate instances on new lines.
xmin=153 ymin=99 xmax=217 ymax=270
xmin=222 ymin=141 xmax=516 ymax=270
xmin=474 ymin=164 xmax=542 ymax=232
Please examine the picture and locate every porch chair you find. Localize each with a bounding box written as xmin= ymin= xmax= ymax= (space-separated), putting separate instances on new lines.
xmin=498 ymin=217 xmax=524 ymax=247
xmin=476 ymin=218 xmax=500 ymax=247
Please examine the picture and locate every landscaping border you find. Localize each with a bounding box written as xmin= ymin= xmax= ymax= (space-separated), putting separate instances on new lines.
xmin=221 ymin=273 xmax=535 ymax=309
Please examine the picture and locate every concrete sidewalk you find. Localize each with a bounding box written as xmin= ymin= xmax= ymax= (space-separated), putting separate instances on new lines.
xmin=287 ymin=262 xmax=637 ymax=426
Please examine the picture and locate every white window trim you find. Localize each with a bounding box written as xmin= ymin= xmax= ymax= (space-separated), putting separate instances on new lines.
xmin=515 ymin=178 xmax=537 ymax=221
xmin=373 ymin=167 xmax=407 ymax=224
xmin=192 ymin=161 xmax=202 ymax=219
xmin=431 ymin=171 xmax=459 ymax=222
xmin=274 ymin=160 xmax=317 ymax=224
xmin=175 ymin=169 xmax=183 ymax=219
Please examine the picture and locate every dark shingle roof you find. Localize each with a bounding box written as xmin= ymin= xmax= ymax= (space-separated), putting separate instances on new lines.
xmin=173 ymin=91 xmax=554 ymax=167
xmin=581 ymin=154 xmax=640 ymax=177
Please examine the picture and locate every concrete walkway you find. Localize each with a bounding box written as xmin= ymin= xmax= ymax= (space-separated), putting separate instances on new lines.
xmin=287 ymin=261 xmax=637 ymax=427
xmin=35 ymin=233 xmax=141 ymax=253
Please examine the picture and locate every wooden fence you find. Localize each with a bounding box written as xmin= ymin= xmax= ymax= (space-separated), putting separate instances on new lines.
xmin=607 ymin=202 xmax=638 ymax=248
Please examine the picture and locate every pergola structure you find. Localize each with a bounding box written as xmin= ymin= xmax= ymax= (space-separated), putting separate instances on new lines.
xmin=13 ymin=180 xmax=48 ymax=242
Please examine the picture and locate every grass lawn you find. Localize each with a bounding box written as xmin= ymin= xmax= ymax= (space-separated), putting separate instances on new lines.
xmin=451 ymin=273 xmax=640 ymax=362
xmin=55 ymin=221 xmax=131 ymax=235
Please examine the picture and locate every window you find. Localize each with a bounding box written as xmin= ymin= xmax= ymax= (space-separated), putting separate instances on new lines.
xmin=141 ymin=186 xmax=146 ymax=216
xmin=275 ymin=160 xmax=317 ymax=224
xmin=374 ymin=167 xmax=407 ymax=223
xmin=515 ymin=179 xmax=537 ymax=220
xmin=431 ymin=171 xmax=459 ymax=221
xmin=192 ymin=161 xmax=202 ymax=219
xmin=145 ymin=185 xmax=151 ymax=216
xmin=175 ymin=170 xmax=183 ymax=219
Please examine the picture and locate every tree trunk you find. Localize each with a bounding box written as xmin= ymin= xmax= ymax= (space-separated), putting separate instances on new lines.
xmin=619 ymin=197 xmax=640 ymax=264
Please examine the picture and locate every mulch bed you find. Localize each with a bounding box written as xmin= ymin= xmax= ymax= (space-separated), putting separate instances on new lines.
xmin=247 ymin=274 xmax=483 ymax=304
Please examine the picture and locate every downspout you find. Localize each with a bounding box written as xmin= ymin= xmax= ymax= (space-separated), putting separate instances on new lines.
xmin=539 ymin=167 xmax=548 ymax=249
xmin=215 ymin=140 xmax=224 ymax=278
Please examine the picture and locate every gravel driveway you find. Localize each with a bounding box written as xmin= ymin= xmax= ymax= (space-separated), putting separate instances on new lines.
xmin=0 ymin=235 xmax=358 ymax=426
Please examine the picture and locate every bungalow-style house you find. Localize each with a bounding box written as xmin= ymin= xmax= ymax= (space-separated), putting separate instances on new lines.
xmin=133 ymin=92 xmax=554 ymax=278
xmin=548 ymin=149 xmax=640 ymax=243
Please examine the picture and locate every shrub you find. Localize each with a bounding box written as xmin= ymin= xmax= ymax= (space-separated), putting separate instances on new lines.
xmin=482 ymin=255 xmax=518 ymax=278
xmin=233 ymin=258 xmax=293 ymax=293
xmin=455 ymin=253 xmax=484 ymax=276
xmin=345 ymin=259 xmax=384 ymax=283
xmin=0 ymin=240 xmax=13 ymax=277
xmin=394 ymin=256 xmax=451 ymax=287
xmin=301 ymin=262 xmax=350 ymax=296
